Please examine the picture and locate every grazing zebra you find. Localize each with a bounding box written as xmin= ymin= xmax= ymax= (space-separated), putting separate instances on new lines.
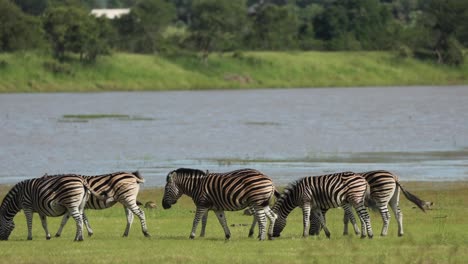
xmin=0 ymin=175 xmax=108 ymax=241
xmin=310 ymin=170 xmax=427 ymax=237
xmin=53 ymin=171 xmax=150 ymax=238
xmin=162 ymin=168 xmax=277 ymax=240
xmin=272 ymin=171 xmax=373 ymax=239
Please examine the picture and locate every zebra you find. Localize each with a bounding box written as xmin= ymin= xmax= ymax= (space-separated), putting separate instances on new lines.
xmin=199 ymin=188 xmax=281 ymax=239
xmin=0 ymin=174 xmax=108 ymax=241
xmin=272 ymin=171 xmax=373 ymax=239
xmin=309 ymin=170 xmax=427 ymax=237
xmin=52 ymin=171 xmax=150 ymax=238
xmin=161 ymin=168 xmax=277 ymax=240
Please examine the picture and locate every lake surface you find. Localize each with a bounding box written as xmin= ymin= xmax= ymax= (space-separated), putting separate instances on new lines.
xmin=1 ymin=86 xmax=467 ymax=187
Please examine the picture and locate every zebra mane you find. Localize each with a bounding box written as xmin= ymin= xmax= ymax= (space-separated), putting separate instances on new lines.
xmin=167 ymin=168 xmax=207 ymax=182
xmin=39 ymin=171 xmax=135 ymax=178
xmin=173 ymin=168 xmax=207 ymax=175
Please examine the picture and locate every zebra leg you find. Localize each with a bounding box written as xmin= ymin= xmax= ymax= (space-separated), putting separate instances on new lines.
xmin=389 ymin=188 xmax=404 ymax=236
xmin=123 ymin=207 xmax=134 ymax=237
xmin=55 ymin=213 xmax=70 ymax=237
xmin=39 ymin=214 xmax=51 ymax=240
xmin=253 ymin=207 xmax=268 ymax=241
xmin=264 ymin=206 xmax=277 ymax=240
xmin=377 ymin=203 xmax=391 ymax=236
xmin=82 ymin=212 xmax=94 ymax=237
xmin=200 ymin=211 xmax=209 ymax=237
xmin=248 ymin=208 xmax=257 ymax=238
xmin=354 ymin=204 xmax=373 ymax=239
xmin=127 ymin=205 xmax=150 ymax=237
xmin=313 ymin=210 xmax=331 ymax=238
xmin=342 ymin=204 xmax=360 ymax=236
xmin=214 ymin=210 xmax=231 ymax=240
xmin=190 ymin=207 xmax=209 ymax=239
xmin=301 ymin=205 xmax=312 ymax=237
xmin=68 ymin=207 xmax=84 ymax=241
xmin=23 ymin=209 xmax=34 ymax=240
xmin=308 ymin=209 xmax=327 ymax=236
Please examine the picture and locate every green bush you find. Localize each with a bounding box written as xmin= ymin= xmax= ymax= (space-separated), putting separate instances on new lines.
xmin=395 ymin=44 xmax=413 ymax=58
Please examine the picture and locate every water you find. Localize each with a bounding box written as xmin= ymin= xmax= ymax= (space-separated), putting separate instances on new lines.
xmin=1 ymin=86 xmax=467 ymax=187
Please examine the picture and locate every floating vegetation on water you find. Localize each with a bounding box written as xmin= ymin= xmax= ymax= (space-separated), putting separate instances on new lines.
xmin=58 ymin=114 xmax=155 ymax=123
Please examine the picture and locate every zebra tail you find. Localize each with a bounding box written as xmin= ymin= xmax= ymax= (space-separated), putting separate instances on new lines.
xmin=274 ymin=188 xmax=281 ymax=199
xmin=396 ymin=181 xmax=426 ymax=213
xmin=364 ymin=182 xmax=379 ymax=211
xmin=83 ymin=180 xmax=114 ymax=203
xmin=133 ymin=171 xmax=145 ymax=183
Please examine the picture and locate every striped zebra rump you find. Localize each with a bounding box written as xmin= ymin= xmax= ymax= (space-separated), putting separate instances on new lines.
xmin=54 ymin=171 xmax=150 ymax=238
xmin=0 ymin=175 xmax=104 ymax=241
xmin=272 ymin=171 xmax=373 ymax=239
xmin=317 ymin=170 xmax=427 ymax=237
xmin=162 ymin=168 xmax=277 ymax=240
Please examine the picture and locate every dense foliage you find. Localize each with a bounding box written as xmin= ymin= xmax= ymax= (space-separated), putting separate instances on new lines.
xmin=0 ymin=0 xmax=466 ymax=65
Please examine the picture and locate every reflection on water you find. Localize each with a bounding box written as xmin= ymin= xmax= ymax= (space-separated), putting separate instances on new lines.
xmin=0 ymin=86 xmax=467 ymax=187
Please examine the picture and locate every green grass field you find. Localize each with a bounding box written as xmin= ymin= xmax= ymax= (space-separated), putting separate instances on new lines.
xmin=0 ymin=181 xmax=466 ymax=263
xmin=0 ymin=51 xmax=467 ymax=93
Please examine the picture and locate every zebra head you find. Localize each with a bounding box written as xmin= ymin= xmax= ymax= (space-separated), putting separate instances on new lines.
xmin=272 ymin=215 xmax=287 ymax=237
xmin=162 ymin=170 xmax=183 ymax=209
xmin=0 ymin=218 xmax=15 ymax=240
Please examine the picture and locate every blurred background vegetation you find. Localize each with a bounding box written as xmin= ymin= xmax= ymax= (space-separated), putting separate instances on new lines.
xmin=1 ymin=0 xmax=467 ymax=66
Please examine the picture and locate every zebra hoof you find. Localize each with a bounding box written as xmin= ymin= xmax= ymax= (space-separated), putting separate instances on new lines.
xmin=225 ymin=234 xmax=231 ymax=240
xmin=144 ymin=232 xmax=151 ymax=238
xmin=88 ymin=232 xmax=93 ymax=237
xmin=189 ymin=235 xmax=195 ymax=239
xmin=55 ymin=234 xmax=61 ymax=238
xmin=46 ymin=235 xmax=51 ymax=240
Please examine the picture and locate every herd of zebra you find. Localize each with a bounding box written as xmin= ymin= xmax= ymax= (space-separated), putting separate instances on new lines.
xmin=0 ymin=168 xmax=429 ymax=241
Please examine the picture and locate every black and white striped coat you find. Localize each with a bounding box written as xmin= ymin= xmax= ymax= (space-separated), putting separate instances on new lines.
xmin=162 ymin=168 xmax=277 ymax=240
xmin=0 ymin=175 xmax=106 ymax=241
xmin=52 ymin=171 xmax=150 ymax=238
xmin=272 ymin=171 xmax=373 ymax=239
xmin=310 ymin=170 xmax=427 ymax=237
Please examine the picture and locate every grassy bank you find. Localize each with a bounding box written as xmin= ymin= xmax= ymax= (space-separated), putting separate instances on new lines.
xmin=0 ymin=181 xmax=466 ymax=263
xmin=0 ymin=51 xmax=467 ymax=93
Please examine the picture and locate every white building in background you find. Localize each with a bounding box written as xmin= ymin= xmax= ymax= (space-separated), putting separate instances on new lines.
xmin=90 ymin=9 xmax=130 ymax=19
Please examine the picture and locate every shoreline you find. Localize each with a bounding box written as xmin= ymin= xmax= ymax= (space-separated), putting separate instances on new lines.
xmin=1 ymin=51 xmax=467 ymax=93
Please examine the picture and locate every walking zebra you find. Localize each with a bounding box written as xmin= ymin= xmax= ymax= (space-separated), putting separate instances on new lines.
xmin=272 ymin=171 xmax=373 ymax=239
xmin=310 ymin=170 xmax=427 ymax=237
xmin=53 ymin=171 xmax=150 ymax=238
xmin=162 ymin=168 xmax=277 ymax=240
xmin=0 ymin=175 xmax=108 ymax=241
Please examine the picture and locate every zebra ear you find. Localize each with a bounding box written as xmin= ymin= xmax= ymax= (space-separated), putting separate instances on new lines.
xmin=205 ymin=170 xmax=209 ymax=175
xmin=166 ymin=172 xmax=174 ymax=183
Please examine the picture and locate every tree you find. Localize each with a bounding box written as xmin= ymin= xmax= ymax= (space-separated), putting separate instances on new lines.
xmin=189 ymin=0 xmax=248 ymax=57
xmin=247 ymin=4 xmax=299 ymax=50
xmin=13 ymin=0 xmax=48 ymax=15
xmin=42 ymin=6 xmax=113 ymax=62
xmin=313 ymin=0 xmax=393 ymax=50
xmin=0 ymin=0 xmax=43 ymax=51
xmin=132 ymin=0 xmax=176 ymax=53
xmin=413 ymin=0 xmax=467 ymax=65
